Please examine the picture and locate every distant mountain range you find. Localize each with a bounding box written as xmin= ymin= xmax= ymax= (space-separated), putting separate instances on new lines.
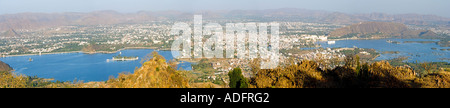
xmin=329 ymin=22 xmax=437 ymax=38
xmin=0 ymin=8 xmax=449 ymax=33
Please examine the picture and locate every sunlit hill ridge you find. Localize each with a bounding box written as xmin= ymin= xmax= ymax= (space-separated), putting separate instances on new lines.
xmin=1 ymin=52 xmax=449 ymax=88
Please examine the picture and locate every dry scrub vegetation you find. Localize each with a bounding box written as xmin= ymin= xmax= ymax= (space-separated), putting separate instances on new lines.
xmin=1 ymin=52 xmax=449 ymax=88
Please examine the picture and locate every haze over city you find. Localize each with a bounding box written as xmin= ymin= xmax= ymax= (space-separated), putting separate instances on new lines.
xmin=1 ymin=0 xmax=449 ymax=17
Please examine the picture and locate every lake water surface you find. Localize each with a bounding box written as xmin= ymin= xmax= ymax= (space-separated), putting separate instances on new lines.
xmin=1 ymin=39 xmax=448 ymax=82
xmin=0 ymin=49 xmax=192 ymax=82
xmin=317 ymin=39 xmax=449 ymax=63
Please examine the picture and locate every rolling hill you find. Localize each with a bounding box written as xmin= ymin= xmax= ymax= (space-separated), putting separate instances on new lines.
xmin=329 ymin=22 xmax=438 ymax=38
xmin=0 ymin=8 xmax=449 ymax=33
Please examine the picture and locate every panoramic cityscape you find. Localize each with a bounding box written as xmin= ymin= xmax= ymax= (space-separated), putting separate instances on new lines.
xmin=0 ymin=0 xmax=449 ymax=89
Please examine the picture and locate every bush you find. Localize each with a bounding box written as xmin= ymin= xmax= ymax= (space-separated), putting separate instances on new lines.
xmin=228 ymin=68 xmax=249 ymax=88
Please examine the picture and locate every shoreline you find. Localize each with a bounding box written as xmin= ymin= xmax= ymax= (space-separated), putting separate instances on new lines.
xmin=83 ymin=47 xmax=160 ymax=54
xmin=327 ymin=37 xmax=443 ymax=41
xmin=2 ymin=51 xmax=83 ymax=57
xmin=1 ymin=47 xmax=173 ymax=58
xmin=327 ymin=37 xmax=389 ymax=41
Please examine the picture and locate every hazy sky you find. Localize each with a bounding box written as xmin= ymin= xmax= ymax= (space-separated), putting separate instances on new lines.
xmin=0 ymin=0 xmax=449 ymax=17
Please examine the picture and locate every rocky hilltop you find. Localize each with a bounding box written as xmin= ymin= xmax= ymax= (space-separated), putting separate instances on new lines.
xmin=329 ymin=22 xmax=437 ymax=38
xmin=0 ymin=61 xmax=12 ymax=72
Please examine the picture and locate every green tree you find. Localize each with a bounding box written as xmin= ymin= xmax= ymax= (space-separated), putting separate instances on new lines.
xmin=228 ymin=68 xmax=248 ymax=88
xmin=355 ymin=55 xmax=361 ymax=75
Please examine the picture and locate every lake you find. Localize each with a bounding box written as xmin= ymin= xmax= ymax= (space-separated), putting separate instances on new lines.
xmin=2 ymin=39 xmax=448 ymax=82
xmin=0 ymin=49 xmax=192 ymax=82
xmin=317 ymin=39 xmax=449 ymax=63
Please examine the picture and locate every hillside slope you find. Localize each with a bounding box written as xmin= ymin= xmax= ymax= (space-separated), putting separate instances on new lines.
xmin=104 ymin=52 xmax=191 ymax=88
xmin=329 ymin=22 xmax=437 ymax=38
xmin=0 ymin=61 xmax=12 ymax=72
xmin=1 ymin=9 xmax=449 ymax=32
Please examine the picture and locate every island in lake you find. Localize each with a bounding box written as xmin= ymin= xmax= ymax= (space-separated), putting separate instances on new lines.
xmin=109 ymin=52 xmax=138 ymax=61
